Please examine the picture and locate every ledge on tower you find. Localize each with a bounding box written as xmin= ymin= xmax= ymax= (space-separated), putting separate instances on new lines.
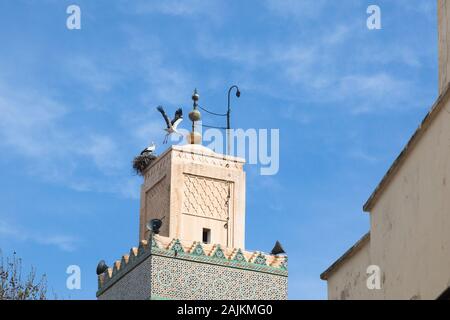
xmin=97 ymin=234 xmax=288 ymax=300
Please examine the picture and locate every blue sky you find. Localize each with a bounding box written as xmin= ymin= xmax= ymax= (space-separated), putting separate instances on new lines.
xmin=0 ymin=0 xmax=439 ymax=299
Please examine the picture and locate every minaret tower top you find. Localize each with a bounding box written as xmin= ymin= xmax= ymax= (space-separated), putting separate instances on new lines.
xmin=139 ymin=89 xmax=246 ymax=249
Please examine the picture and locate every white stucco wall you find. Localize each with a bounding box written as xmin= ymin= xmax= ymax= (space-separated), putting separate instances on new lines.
xmin=369 ymin=94 xmax=450 ymax=300
xmin=326 ymin=93 xmax=450 ymax=300
xmin=327 ymin=242 xmax=371 ymax=300
xmin=325 ymin=1 xmax=450 ymax=299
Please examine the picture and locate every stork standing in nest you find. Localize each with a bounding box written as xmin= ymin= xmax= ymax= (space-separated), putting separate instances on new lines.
xmin=140 ymin=142 xmax=156 ymax=155
xmin=156 ymin=106 xmax=183 ymax=144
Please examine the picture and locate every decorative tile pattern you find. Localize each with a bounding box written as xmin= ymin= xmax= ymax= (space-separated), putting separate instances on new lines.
xmin=191 ymin=243 xmax=205 ymax=256
xmin=170 ymin=239 xmax=184 ymax=254
xmin=211 ymin=245 xmax=226 ymax=260
xmin=97 ymin=237 xmax=288 ymax=300
xmin=232 ymin=249 xmax=247 ymax=263
xmin=151 ymin=237 xmax=158 ymax=248
xmin=253 ymin=253 xmax=267 ymax=266
xmin=98 ymin=258 xmax=152 ymax=300
xmin=280 ymin=256 xmax=288 ymax=270
xmin=182 ymin=174 xmax=231 ymax=221
xmin=150 ymin=255 xmax=287 ymax=300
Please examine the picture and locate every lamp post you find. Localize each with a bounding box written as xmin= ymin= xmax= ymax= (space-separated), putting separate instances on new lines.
xmin=227 ymin=85 xmax=241 ymax=155
xmin=194 ymin=85 xmax=241 ymax=155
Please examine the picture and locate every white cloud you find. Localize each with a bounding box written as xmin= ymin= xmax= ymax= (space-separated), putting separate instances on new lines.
xmin=65 ymin=56 xmax=119 ymax=93
xmin=0 ymin=220 xmax=78 ymax=252
xmin=124 ymin=115 xmax=162 ymax=147
xmin=264 ymin=0 xmax=328 ymax=19
xmin=347 ymin=150 xmax=379 ymax=164
xmin=120 ymin=29 xmax=194 ymax=106
xmin=0 ymin=86 xmax=67 ymax=157
xmin=0 ymin=24 xmax=197 ymax=198
xmin=76 ymin=135 xmax=121 ymax=175
xmin=195 ymin=14 xmax=430 ymax=114
xmin=133 ymin=0 xmax=203 ymax=16
xmin=281 ymin=105 xmax=312 ymax=125
xmin=0 ymin=80 xmax=138 ymax=197
xmin=354 ymin=43 xmax=426 ymax=68
xmin=119 ymin=0 xmax=223 ymax=20
xmin=395 ymin=0 xmax=434 ymax=16
xmin=196 ymin=21 xmax=352 ymax=83
xmin=197 ymin=35 xmax=264 ymax=66
xmin=323 ymin=25 xmax=351 ymax=45
xmin=336 ymin=73 xmax=410 ymax=100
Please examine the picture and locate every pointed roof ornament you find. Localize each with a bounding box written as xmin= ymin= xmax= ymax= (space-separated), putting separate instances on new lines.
xmin=270 ymin=240 xmax=286 ymax=256
xmin=188 ymin=88 xmax=202 ymax=144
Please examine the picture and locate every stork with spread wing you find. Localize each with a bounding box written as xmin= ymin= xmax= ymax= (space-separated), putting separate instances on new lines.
xmin=156 ymin=106 xmax=183 ymax=144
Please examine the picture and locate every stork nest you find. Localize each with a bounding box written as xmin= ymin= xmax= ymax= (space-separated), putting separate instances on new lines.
xmin=132 ymin=153 xmax=157 ymax=176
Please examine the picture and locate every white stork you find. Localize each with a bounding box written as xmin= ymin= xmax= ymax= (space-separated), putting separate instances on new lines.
xmin=140 ymin=142 xmax=156 ymax=155
xmin=156 ymin=106 xmax=183 ymax=144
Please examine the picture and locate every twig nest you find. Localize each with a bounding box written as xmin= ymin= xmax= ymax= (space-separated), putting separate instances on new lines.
xmin=133 ymin=153 xmax=157 ymax=176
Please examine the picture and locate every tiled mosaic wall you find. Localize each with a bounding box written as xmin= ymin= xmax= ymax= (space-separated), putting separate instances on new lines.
xmin=150 ymin=255 xmax=288 ymax=300
xmin=98 ymin=253 xmax=287 ymax=300
xmin=98 ymin=257 xmax=152 ymax=300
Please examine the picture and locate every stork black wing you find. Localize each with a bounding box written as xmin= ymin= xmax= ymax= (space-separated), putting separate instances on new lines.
xmin=171 ymin=108 xmax=183 ymax=125
xmin=157 ymin=106 xmax=171 ymax=128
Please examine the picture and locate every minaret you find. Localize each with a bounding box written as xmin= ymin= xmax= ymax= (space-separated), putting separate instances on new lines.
xmin=96 ymin=90 xmax=287 ymax=300
xmin=138 ymin=90 xmax=246 ymax=249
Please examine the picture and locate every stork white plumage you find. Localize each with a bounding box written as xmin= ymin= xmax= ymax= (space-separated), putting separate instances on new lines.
xmin=140 ymin=141 xmax=156 ymax=155
xmin=157 ymin=106 xmax=183 ymax=144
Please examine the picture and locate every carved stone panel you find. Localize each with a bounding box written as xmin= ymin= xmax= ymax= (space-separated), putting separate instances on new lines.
xmin=182 ymin=174 xmax=232 ymax=221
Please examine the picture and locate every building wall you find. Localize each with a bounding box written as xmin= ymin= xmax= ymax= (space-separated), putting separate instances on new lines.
xmin=369 ymin=94 xmax=450 ymax=300
xmin=327 ymin=93 xmax=450 ymax=300
xmin=139 ymin=151 xmax=172 ymax=240
xmin=139 ymin=144 xmax=246 ymax=249
xmin=325 ymin=1 xmax=450 ymax=300
xmin=327 ymin=242 xmax=371 ymax=300
xmin=150 ymin=255 xmax=287 ymax=300
xmin=98 ymin=258 xmax=152 ymax=300
xmin=97 ymin=252 xmax=288 ymax=300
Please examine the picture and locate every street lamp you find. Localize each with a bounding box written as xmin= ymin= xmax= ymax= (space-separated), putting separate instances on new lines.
xmin=227 ymin=85 xmax=241 ymax=155
xmin=194 ymin=85 xmax=241 ymax=155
